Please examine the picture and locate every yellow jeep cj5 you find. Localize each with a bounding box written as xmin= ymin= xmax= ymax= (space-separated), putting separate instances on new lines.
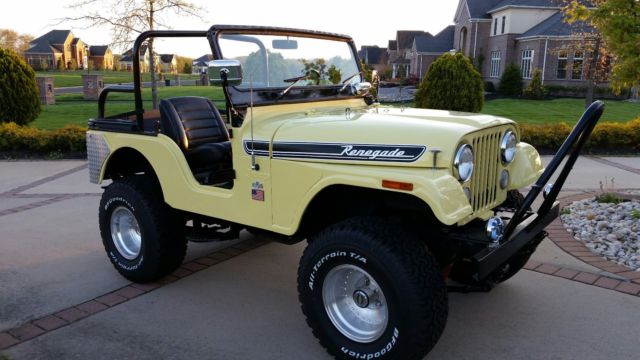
xmin=86 ymin=25 xmax=604 ymax=360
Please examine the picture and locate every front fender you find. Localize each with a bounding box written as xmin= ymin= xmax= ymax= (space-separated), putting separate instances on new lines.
xmin=292 ymin=165 xmax=472 ymax=229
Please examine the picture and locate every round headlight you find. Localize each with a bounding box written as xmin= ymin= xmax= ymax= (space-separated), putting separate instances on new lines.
xmin=453 ymin=144 xmax=474 ymax=182
xmin=501 ymin=131 xmax=517 ymax=164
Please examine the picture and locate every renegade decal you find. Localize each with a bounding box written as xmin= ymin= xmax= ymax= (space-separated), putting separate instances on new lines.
xmin=243 ymin=140 xmax=426 ymax=163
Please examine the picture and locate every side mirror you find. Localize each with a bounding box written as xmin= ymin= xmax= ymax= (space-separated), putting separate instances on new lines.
xmin=354 ymin=82 xmax=372 ymax=95
xmin=209 ymin=59 xmax=243 ymax=86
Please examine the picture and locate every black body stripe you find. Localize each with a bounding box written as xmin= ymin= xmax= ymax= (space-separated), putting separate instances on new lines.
xmin=243 ymin=140 xmax=426 ymax=163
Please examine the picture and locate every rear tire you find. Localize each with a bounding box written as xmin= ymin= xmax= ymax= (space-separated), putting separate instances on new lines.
xmin=99 ymin=176 xmax=187 ymax=282
xmin=298 ymin=217 xmax=448 ymax=360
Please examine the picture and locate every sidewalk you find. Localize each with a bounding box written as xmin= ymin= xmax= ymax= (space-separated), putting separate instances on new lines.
xmin=1 ymin=156 xmax=639 ymax=359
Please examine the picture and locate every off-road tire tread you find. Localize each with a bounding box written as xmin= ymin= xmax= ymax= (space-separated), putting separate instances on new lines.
xmin=298 ymin=216 xmax=448 ymax=360
xmin=99 ymin=176 xmax=186 ymax=282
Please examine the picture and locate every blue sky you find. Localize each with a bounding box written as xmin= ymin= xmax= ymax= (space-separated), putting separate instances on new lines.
xmin=2 ymin=0 xmax=459 ymax=57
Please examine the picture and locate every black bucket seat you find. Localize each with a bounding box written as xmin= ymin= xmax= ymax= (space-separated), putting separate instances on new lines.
xmin=159 ymin=96 xmax=233 ymax=184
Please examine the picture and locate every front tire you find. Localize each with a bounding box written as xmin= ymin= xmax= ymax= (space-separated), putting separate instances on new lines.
xmin=298 ymin=217 xmax=448 ymax=360
xmin=99 ymin=176 xmax=187 ymax=282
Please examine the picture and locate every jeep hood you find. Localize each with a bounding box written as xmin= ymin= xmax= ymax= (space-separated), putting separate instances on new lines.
xmin=269 ymin=106 xmax=514 ymax=168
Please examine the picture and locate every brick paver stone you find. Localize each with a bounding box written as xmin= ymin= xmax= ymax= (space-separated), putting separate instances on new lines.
xmin=114 ymin=286 xmax=145 ymax=299
xmin=32 ymin=315 xmax=67 ymax=331
xmin=94 ymin=293 xmax=127 ymax=306
xmin=8 ymin=323 xmax=44 ymax=340
xmin=593 ymin=277 xmax=622 ymax=290
xmin=573 ymin=272 xmax=599 ymax=284
xmin=76 ymin=300 xmax=109 ymax=314
xmin=0 ymin=332 xmax=19 ymax=349
xmin=554 ymin=268 xmax=579 ymax=279
xmin=55 ymin=307 xmax=88 ymax=322
xmin=615 ymin=282 xmax=640 ymax=295
xmin=181 ymin=262 xmax=208 ymax=272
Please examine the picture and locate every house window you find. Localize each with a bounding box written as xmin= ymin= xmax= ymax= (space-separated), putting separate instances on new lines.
xmin=556 ymin=51 xmax=568 ymax=79
xmin=521 ymin=50 xmax=534 ymax=79
xmin=494 ymin=18 xmax=498 ymax=35
xmin=502 ymin=16 xmax=506 ymax=34
xmin=572 ymin=51 xmax=584 ymax=80
xmin=490 ymin=51 xmax=501 ymax=78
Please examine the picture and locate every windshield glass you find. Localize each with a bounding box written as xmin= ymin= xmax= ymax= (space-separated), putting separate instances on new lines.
xmin=217 ymin=33 xmax=360 ymax=89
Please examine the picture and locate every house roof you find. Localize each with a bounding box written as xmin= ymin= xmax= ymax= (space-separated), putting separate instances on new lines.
xmin=466 ymin=0 xmax=503 ymax=19
xmin=414 ymin=26 xmax=455 ymax=53
xmin=89 ymin=45 xmax=109 ymax=56
xmin=396 ymin=31 xmax=427 ymax=50
xmin=388 ymin=40 xmax=397 ymax=51
xmin=488 ymin=0 xmax=569 ymax=13
xmin=160 ymin=54 xmax=175 ymax=63
xmin=193 ymin=54 xmax=213 ymax=66
xmin=518 ymin=11 xmax=595 ymax=38
xmin=26 ymin=42 xmax=61 ymax=54
xmin=31 ymin=30 xmax=72 ymax=45
xmin=122 ymin=45 xmax=154 ymax=58
xmin=359 ymin=46 xmax=387 ymax=65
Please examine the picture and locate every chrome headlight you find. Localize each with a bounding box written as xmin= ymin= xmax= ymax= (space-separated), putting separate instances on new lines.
xmin=453 ymin=144 xmax=474 ymax=182
xmin=500 ymin=130 xmax=517 ymax=164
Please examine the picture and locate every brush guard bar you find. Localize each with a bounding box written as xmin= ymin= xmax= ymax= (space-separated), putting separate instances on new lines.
xmin=473 ymin=100 xmax=605 ymax=281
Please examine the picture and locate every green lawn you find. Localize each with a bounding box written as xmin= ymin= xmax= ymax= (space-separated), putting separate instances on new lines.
xmin=33 ymin=86 xmax=224 ymax=130
xmin=35 ymin=70 xmax=200 ymax=88
xmin=482 ymin=98 xmax=639 ymax=125
xmin=385 ymin=98 xmax=639 ymax=125
xmin=33 ymin=90 xmax=640 ymax=130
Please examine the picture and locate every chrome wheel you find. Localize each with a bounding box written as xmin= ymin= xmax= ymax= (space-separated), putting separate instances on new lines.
xmin=110 ymin=206 xmax=141 ymax=260
xmin=322 ymin=264 xmax=388 ymax=343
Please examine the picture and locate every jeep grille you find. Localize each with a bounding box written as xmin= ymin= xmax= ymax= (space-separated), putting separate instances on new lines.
xmin=469 ymin=128 xmax=503 ymax=212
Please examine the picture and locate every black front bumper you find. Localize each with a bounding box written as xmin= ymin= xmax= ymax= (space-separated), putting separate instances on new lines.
xmin=472 ymin=202 xmax=559 ymax=280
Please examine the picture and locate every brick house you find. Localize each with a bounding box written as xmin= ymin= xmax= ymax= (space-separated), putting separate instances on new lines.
xmin=24 ymin=30 xmax=88 ymax=70
xmin=396 ymin=0 xmax=597 ymax=87
xmin=159 ymin=54 xmax=177 ymax=74
xmin=89 ymin=45 xmax=114 ymax=70
xmin=358 ymin=46 xmax=388 ymax=72
xmin=388 ymin=31 xmax=428 ymax=79
xmin=119 ymin=45 xmax=158 ymax=72
xmin=409 ymin=26 xmax=455 ymax=80
xmin=192 ymin=54 xmax=213 ymax=74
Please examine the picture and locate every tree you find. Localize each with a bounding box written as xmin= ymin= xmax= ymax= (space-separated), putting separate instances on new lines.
xmin=523 ymin=69 xmax=547 ymax=99
xmin=414 ymin=53 xmax=484 ymax=112
xmin=563 ymin=0 xmax=640 ymax=96
xmin=61 ymin=0 xmax=205 ymax=109
xmin=498 ymin=63 xmax=523 ymax=96
xmin=0 ymin=29 xmax=33 ymax=56
xmin=176 ymin=55 xmax=193 ymax=74
xmin=0 ymin=48 xmax=41 ymax=125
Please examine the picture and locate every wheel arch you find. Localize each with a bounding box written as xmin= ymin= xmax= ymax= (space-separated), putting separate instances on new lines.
xmin=295 ymin=185 xmax=439 ymax=239
xmin=103 ymin=147 xmax=161 ymax=194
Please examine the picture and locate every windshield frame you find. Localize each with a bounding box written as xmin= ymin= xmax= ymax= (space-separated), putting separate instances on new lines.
xmin=207 ymin=25 xmax=364 ymax=107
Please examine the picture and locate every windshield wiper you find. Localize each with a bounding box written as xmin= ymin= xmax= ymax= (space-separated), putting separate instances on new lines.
xmin=278 ymin=69 xmax=320 ymax=100
xmin=339 ymin=71 xmax=364 ymax=93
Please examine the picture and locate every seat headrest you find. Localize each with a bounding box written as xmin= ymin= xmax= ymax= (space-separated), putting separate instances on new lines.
xmin=159 ymin=96 xmax=228 ymax=150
